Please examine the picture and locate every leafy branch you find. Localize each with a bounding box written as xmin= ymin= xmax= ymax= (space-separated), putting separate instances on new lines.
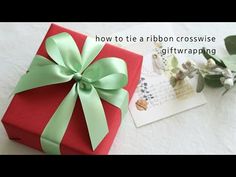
xmin=169 ymin=35 xmax=236 ymax=95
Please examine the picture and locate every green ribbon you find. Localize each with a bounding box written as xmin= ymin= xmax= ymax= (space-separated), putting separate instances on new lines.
xmin=14 ymin=32 xmax=129 ymax=154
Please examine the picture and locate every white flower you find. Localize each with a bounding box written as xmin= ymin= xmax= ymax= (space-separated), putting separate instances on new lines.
xmin=180 ymin=60 xmax=198 ymax=79
xmin=182 ymin=60 xmax=196 ymax=71
xmin=220 ymin=77 xmax=225 ymax=85
xmin=213 ymin=67 xmax=224 ymax=74
xmin=224 ymin=78 xmax=234 ymax=90
xmin=221 ymin=68 xmax=234 ymax=90
xmin=222 ymin=68 xmax=233 ymax=78
xmin=206 ymin=58 xmax=216 ymax=69
xmin=176 ymin=70 xmax=186 ymax=80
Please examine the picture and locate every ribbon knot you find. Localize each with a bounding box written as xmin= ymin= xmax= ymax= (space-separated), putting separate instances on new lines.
xmin=73 ymin=73 xmax=92 ymax=90
xmin=13 ymin=32 xmax=129 ymax=154
xmin=73 ymin=73 xmax=82 ymax=81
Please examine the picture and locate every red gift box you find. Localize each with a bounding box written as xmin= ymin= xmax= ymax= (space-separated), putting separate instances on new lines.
xmin=1 ymin=24 xmax=143 ymax=154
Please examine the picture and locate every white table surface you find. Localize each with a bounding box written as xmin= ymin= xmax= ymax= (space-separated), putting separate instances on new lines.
xmin=1 ymin=22 xmax=236 ymax=154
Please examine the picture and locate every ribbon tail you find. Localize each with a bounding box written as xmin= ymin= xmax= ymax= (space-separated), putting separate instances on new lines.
xmin=8 ymin=56 xmax=55 ymax=98
xmin=96 ymin=88 xmax=129 ymax=119
xmin=77 ymin=84 xmax=109 ymax=151
xmin=40 ymin=83 xmax=78 ymax=154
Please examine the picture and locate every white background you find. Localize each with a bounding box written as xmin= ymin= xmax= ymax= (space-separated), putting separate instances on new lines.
xmin=1 ymin=23 xmax=236 ymax=154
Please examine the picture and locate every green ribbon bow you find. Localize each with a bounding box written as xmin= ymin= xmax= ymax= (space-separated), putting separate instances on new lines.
xmin=14 ymin=32 xmax=129 ymax=154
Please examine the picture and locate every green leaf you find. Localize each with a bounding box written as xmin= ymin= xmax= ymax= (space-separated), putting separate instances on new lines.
xmin=224 ymin=35 xmax=236 ymax=55
xmin=221 ymin=55 xmax=236 ymax=72
xmin=196 ymin=72 xmax=205 ymax=92
xmin=171 ymin=55 xmax=178 ymax=68
xmin=202 ymin=47 xmax=226 ymax=68
xmin=204 ymin=74 xmax=223 ymax=87
xmin=171 ymin=67 xmax=180 ymax=74
xmin=170 ymin=76 xmax=177 ymax=87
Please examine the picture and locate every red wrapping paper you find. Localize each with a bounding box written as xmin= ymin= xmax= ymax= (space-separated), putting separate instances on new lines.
xmin=1 ymin=24 xmax=143 ymax=154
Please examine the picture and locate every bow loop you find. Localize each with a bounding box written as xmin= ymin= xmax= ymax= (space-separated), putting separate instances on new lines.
xmin=46 ymin=32 xmax=82 ymax=72
xmin=83 ymin=57 xmax=128 ymax=90
xmin=80 ymin=37 xmax=105 ymax=72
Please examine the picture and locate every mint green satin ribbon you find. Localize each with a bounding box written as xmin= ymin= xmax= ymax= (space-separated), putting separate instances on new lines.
xmin=14 ymin=32 xmax=129 ymax=154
